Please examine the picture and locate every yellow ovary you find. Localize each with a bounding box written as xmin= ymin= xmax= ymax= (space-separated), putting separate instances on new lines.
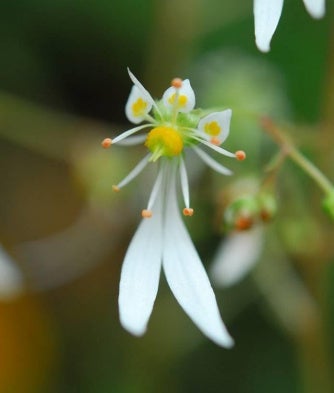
xmin=168 ymin=93 xmax=188 ymax=108
xmin=145 ymin=126 xmax=183 ymax=158
xmin=204 ymin=121 xmax=221 ymax=136
xmin=132 ymin=98 xmax=148 ymax=117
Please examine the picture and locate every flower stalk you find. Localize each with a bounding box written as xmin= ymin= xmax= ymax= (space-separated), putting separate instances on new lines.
xmin=260 ymin=117 xmax=334 ymax=195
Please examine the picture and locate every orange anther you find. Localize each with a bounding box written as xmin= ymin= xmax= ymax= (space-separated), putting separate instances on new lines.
xmin=171 ymin=78 xmax=183 ymax=89
xmin=142 ymin=209 xmax=153 ymax=218
xmin=210 ymin=137 xmax=221 ymax=146
xmin=183 ymin=208 xmax=194 ymax=216
xmin=101 ymin=138 xmax=112 ymax=148
xmin=235 ymin=150 xmax=246 ymax=161
xmin=112 ymin=185 xmax=120 ymax=192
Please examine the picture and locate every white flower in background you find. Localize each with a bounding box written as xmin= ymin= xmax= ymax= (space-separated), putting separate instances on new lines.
xmin=102 ymin=69 xmax=246 ymax=347
xmin=210 ymin=227 xmax=264 ymax=287
xmin=254 ymin=0 xmax=326 ymax=52
xmin=0 ymin=245 xmax=23 ymax=299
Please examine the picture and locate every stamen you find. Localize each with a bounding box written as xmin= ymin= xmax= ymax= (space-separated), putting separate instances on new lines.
xmin=112 ymin=185 xmax=120 ymax=192
xmin=183 ymin=208 xmax=194 ymax=216
xmin=171 ymin=78 xmax=183 ymax=89
xmin=146 ymin=167 xmax=164 ymax=211
xmin=193 ymin=146 xmax=233 ymax=176
xmin=235 ymin=150 xmax=246 ymax=161
xmin=210 ymin=137 xmax=221 ymax=146
xmin=141 ymin=209 xmax=152 ymax=218
xmin=117 ymin=135 xmax=147 ymax=146
xmin=193 ymin=136 xmax=236 ymax=158
xmin=115 ymin=154 xmax=150 ymax=190
xmin=101 ymin=138 xmax=112 ymax=148
xmin=112 ymin=124 xmax=153 ymax=145
xmin=179 ymin=157 xmax=190 ymax=208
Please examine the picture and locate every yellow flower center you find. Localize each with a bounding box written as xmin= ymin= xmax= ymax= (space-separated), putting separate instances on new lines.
xmin=145 ymin=126 xmax=183 ymax=160
xmin=132 ymin=98 xmax=147 ymax=117
xmin=204 ymin=121 xmax=221 ymax=136
xmin=168 ymin=93 xmax=188 ymax=108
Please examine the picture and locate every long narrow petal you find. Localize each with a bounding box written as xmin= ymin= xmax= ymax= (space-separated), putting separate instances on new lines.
xmin=118 ymin=199 xmax=163 ymax=336
xmin=254 ymin=0 xmax=284 ymax=52
xmin=162 ymin=170 xmax=234 ymax=347
xmin=303 ymin=0 xmax=325 ymax=18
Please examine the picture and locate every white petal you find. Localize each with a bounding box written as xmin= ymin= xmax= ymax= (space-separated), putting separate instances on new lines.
xmin=127 ymin=68 xmax=155 ymax=106
xmin=162 ymin=79 xmax=195 ymax=113
xmin=211 ymin=227 xmax=263 ymax=287
xmin=197 ymin=110 xmax=232 ymax=144
xmin=0 ymin=245 xmax=23 ymax=299
xmin=162 ymin=171 xmax=234 ymax=347
xmin=127 ymin=68 xmax=162 ymax=118
xmin=254 ymin=0 xmax=284 ymax=52
xmin=125 ymin=85 xmax=153 ymax=124
xmin=303 ymin=0 xmax=325 ymax=18
xmin=118 ymin=199 xmax=163 ymax=336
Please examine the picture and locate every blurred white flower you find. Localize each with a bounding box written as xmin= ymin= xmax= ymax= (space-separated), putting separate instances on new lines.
xmin=102 ymin=69 xmax=246 ymax=346
xmin=210 ymin=227 xmax=264 ymax=287
xmin=254 ymin=0 xmax=326 ymax=52
xmin=0 ymin=245 xmax=23 ymax=299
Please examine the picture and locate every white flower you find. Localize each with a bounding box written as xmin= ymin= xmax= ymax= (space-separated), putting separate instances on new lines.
xmin=102 ymin=69 xmax=246 ymax=347
xmin=210 ymin=227 xmax=264 ymax=288
xmin=254 ymin=0 xmax=326 ymax=52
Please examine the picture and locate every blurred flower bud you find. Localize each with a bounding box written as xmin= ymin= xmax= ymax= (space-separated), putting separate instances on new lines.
xmin=257 ymin=192 xmax=278 ymax=222
xmin=322 ymin=190 xmax=334 ymax=221
xmin=224 ymin=196 xmax=259 ymax=231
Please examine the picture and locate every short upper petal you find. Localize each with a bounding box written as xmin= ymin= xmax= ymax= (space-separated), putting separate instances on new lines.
xmin=162 ymin=79 xmax=195 ymax=113
xmin=254 ymin=0 xmax=284 ymax=52
xmin=118 ymin=199 xmax=163 ymax=336
xmin=162 ymin=169 xmax=234 ymax=348
xmin=197 ymin=109 xmax=232 ymax=145
xmin=125 ymin=85 xmax=153 ymax=124
xmin=303 ymin=0 xmax=325 ymax=19
xmin=127 ymin=68 xmax=156 ymax=107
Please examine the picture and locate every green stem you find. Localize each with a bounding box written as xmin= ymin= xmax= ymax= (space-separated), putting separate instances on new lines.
xmin=288 ymin=147 xmax=333 ymax=194
xmin=261 ymin=117 xmax=333 ymax=194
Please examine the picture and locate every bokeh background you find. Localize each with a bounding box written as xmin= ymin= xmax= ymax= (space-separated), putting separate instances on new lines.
xmin=0 ymin=0 xmax=333 ymax=392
